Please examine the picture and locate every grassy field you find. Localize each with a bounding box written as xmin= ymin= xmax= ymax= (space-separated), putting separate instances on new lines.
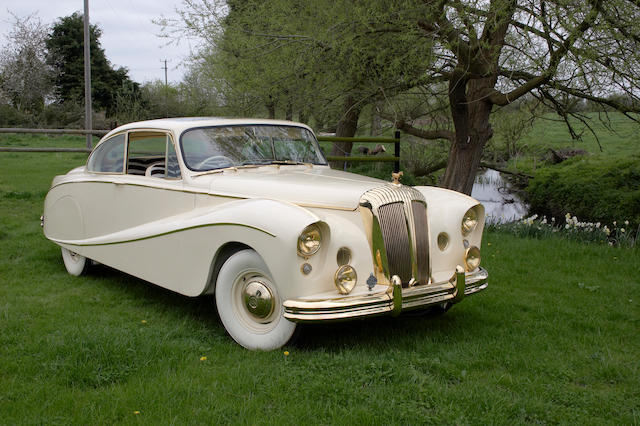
xmin=0 ymin=137 xmax=639 ymax=424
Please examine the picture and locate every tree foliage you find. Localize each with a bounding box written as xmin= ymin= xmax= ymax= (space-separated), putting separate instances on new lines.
xmin=161 ymin=1 xmax=640 ymax=193
xmin=0 ymin=13 xmax=53 ymax=113
xmin=45 ymin=12 xmax=139 ymax=115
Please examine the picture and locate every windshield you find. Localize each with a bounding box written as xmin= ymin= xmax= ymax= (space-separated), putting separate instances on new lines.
xmin=180 ymin=125 xmax=327 ymax=172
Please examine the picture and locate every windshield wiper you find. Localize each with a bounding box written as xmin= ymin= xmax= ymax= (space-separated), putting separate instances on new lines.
xmin=241 ymin=159 xmax=272 ymax=165
xmin=271 ymin=160 xmax=306 ymax=165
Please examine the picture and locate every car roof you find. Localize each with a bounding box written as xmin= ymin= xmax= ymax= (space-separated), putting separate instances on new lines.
xmin=102 ymin=117 xmax=314 ymax=140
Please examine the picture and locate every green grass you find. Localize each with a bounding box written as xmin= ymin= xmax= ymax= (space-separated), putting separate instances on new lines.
xmin=502 ymin=112 xmax=640 ymax=173
xmin=1 ymin=141 xmax=639 ymax=424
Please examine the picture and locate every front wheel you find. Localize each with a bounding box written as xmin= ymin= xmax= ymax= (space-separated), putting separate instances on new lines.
xmin=61 ymin=247 xmax=90 ymax=276
xmin=215 ymin=249 xmax=296 ymax=350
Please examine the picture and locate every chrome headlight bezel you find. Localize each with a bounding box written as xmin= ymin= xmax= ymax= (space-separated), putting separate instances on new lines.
xmin=297 ymin=223 xmax=322 ymax=257
xmin=461 ymin=207 xmax=479 ymax=236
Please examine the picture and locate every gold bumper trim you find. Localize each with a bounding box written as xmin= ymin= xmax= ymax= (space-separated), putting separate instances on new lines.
xmin=283 ymin=267 xmax=488 ymax=322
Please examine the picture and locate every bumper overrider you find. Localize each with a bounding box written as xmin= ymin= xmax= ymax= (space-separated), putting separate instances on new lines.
xmin=283 ymin=266 xmax=488 ymax=322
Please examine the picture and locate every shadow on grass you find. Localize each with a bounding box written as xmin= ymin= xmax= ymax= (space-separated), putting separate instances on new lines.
xmin=292 ymin=307 xmax=480 ymax=352
xmin=83 ymin=263 xmax=221 ymax=329
xmin=71 ymin=263 xmax=483 ymax=352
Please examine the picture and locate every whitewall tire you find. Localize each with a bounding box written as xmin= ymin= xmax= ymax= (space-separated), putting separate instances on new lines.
xmin=61 ymin=247 xmax=90 ymax=276
xmin=215 ymin=249 xmax=296 ymax=350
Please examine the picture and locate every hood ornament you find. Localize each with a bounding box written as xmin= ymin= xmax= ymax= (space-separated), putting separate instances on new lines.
xmin=391 ymin=171 xmax=403 ymax=185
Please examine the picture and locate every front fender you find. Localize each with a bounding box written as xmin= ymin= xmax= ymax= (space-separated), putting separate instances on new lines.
xmin=49 ymin=198 xmax=322 ymax=297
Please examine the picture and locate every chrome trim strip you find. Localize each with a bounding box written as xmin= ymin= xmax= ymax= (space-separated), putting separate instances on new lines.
xmin=49 ymin=222 xmax=276 ymax=247
xmin=283 ymin=267 xmax=488 ymax=322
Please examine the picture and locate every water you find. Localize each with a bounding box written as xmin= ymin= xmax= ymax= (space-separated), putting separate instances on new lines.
xmin=471 ymin=169 xmax=528 ymax=224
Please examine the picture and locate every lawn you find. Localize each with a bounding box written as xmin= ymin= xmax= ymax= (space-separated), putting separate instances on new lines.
xmin=0 ymin=138 xmax=639 ymax=424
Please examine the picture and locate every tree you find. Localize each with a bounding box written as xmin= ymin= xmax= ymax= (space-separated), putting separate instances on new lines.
xmin=166 ymin=0 xmax=432 ymax=163
xmin=0 ymin=13 xmax=53 ymax=113
xmin=391 ymin=0 xmax=640 ymax=193
xmin=45 ymin=12 xmax=140 ymax=115
xmin=169 ymin=1 xmax=640 ymax=194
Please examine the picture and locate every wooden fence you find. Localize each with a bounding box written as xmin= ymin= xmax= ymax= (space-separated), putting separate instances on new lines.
xmin=318 ymin=130 xmax=401 ymax=172
xmin=0 ymin=128 xmax=403 ymax=171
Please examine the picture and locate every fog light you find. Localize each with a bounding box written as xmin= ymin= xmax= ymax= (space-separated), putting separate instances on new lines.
xmin=464 ymin=246 xmax=481 ymax=271
xmin=334 ymin=265 xmax=357 ymax=294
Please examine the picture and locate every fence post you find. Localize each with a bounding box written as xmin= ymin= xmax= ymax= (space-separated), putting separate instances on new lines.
xmin=394 ymin=130 xmax=400 ymax=173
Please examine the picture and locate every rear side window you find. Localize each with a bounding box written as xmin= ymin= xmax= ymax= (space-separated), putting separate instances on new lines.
xmin=87 ymin=134 xmax=125 ymax=173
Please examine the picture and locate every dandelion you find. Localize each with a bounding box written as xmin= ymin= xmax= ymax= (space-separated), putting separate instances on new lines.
xmin=284 ymin=351 xmax=289 ymax=356
xmin=134 ymin=411 xmax=140 ymax=415
xmin=141 ymin=320 xmax=147 ymax=324
xmin=200 ymin=356 xmax=207 ymax=361
xmin=487 ymin=242 xmax=492 ymax=246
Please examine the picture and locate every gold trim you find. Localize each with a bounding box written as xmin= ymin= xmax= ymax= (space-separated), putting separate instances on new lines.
xmin=283 ymin=267 xmax=488 ymax=322
xmin=50 ymin=222 xmax=275 ymax=247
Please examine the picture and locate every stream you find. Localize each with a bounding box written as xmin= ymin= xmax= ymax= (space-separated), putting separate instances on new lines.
xmin=471 ymin=169 xmax=529 ymax=224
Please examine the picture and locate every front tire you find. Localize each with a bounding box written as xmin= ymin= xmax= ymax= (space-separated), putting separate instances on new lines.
xmin=215 ymin=249 xmax=296 ymax=350
xmin=61 ymin=247 xmax=90 ymax=276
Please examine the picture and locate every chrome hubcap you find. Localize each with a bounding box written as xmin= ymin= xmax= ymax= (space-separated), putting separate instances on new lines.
xmin=242 ymin=279 xmax=274 ymax=320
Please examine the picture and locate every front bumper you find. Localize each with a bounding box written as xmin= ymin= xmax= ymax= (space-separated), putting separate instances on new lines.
xmin=283 ymin=267 xmax=488 ymax=322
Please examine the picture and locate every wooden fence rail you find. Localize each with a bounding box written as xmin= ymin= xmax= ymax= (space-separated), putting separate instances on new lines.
xmin=1 ymin=128 xmax=404 ymax=171
xmin=0 ymin=128 xmax=108 ymax=136
xmin=318 ymin=131 xmax=401 ymax=172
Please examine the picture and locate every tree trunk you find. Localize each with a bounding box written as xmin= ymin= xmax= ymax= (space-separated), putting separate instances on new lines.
xmin=285 ymin=102 xmax=293 ymax=121
xmin=370 ymin=101 xmax=382 ymax=136
xmin=441 ymin=77 xmax=495 ymax=195
xmin=266 ymin=99 xmax=276 ymax=119
xmin=298 ymin=110 xmax=308 ymax=124
xmin=329 ymin=96 xmax=361 ymax=169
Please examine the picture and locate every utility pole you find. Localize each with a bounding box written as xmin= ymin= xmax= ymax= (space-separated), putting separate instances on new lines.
xmin=161 ymin=59 xmax=169 ymax=117
xmin=161 ymin=59 xmax=168 ymax=85
xmin=83 ymin=0 xmax=92 ymax=149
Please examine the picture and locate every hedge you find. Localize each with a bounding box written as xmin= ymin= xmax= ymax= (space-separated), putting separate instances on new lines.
xmin=526 ymin=153 xmax=640 ymax=228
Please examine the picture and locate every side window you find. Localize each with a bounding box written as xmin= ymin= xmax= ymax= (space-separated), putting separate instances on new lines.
xmin=126 ymin=132 xmax=181 ymax=179
xmin=87 ymin=134 xmax=125 ymax=173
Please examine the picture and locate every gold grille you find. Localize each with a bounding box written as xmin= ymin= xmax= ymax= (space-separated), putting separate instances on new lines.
xmin=360 ymin=185 xmax=430 ymax=285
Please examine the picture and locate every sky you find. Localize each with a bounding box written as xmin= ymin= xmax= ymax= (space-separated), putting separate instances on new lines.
xmin=0 ymin=0 xmax=195 ymax=84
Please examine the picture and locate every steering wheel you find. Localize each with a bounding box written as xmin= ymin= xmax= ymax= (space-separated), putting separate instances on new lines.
xmin=196 ymin=155 xmax=234 ymax=170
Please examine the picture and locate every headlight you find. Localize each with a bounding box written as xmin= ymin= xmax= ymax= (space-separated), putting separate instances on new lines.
xmin=297 ymin=224 xmax=322 ymax=257
xmin=334 ymin=265 xmax=357 ymax=294
xmin=464 ymin=246 xmax=481 ymax=271
xmin=461 ymin=207 xmax=478 ymax=236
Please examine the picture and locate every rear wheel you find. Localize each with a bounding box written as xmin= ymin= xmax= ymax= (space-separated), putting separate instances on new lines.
xmin=61 ymin=247 xmax=90 ymax=276
xmin=215 ymin=249 xmax=296 ymax=350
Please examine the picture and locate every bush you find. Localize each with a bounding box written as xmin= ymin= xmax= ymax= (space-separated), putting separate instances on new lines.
xmin=526 ymin=153 xmax=640 ymax=229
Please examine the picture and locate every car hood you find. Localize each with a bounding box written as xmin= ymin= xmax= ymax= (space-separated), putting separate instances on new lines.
xmin=193 ymin=166 xmax=386 ymax=210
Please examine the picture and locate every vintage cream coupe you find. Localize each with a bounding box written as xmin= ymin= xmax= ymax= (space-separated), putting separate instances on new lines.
xmin=43 ymin=118 xmax=488 ymax=350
